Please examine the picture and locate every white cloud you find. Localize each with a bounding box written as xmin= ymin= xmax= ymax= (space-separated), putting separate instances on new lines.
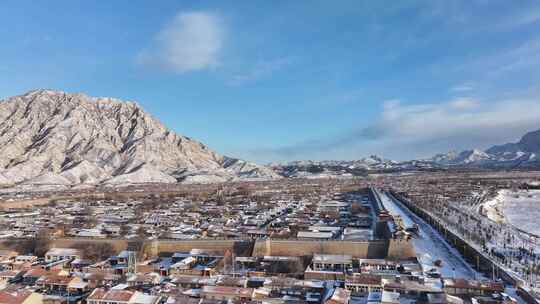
xmin=138 ymin=11 xmax=224 ymax=73
xmin=370 ymin=97 xmax=540 ymax=149
xmin=448 ymin=97 xmax=479 ymax=110
xmin=254 ymin=95 xmax=540 ymax=161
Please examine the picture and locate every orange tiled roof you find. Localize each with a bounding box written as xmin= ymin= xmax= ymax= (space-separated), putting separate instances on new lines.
xmin=36 ymin=274 xmax=73 ymax=285
xmin=0 ymin=290 xmax=32 ymax=304
xmin=88 ymin=288 xmax=134 ymax=302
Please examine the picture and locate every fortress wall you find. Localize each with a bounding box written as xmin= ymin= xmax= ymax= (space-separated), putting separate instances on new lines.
xmin=386 ymin=238 xmax=417 ymax=259
xmin=1 ymin=237 xmax=415 ymax=260
xmin=51 ymin=238 xmax=129 ymax=252
xmin=148 ymin=239 xmax=238 ymax=256
xmin=252 ymin=239 xmax=391 ymax=258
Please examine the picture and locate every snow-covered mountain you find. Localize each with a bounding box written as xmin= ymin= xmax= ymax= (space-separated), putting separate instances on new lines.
xmin=485 ymin=129 xmax=540 ymax=162
xmin=429 ymin=149 xmax=493 ymax=165
xmin=272 ymin=129 xmax=540 ymax=177
xmin=0 ymin=89 xmax=279 ymax=185
xmin=429 ymin=129 xmax=539 ymax=168
xmin=271 ymin=155 xmax=400 ymax=177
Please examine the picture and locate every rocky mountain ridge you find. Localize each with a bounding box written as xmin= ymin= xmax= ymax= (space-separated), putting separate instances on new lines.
xmin=0 ymin=89 xmax=279 ymax=185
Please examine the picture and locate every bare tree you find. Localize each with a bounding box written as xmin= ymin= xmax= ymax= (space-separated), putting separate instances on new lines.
xmin=5 ymin=229 xmax=51 ymax=256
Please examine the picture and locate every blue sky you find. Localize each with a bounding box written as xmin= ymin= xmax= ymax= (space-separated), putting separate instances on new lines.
xmin=2 ymin=1 xmax=540 ymax=163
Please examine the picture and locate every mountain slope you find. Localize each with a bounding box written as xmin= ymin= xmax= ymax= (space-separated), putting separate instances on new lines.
xmin=0 ymin=89 xmax=279 ymax=185
xmin=429 ymin=149 xmax=492 ymax=165
xmin=486 ymin=129 xmax=540 ymax=156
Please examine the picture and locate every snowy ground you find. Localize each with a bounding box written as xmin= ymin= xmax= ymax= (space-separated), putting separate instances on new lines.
xmin=500 ymin=190 xmax=540 ymax=237
xmin=376 ymin=190 xmax=479 ymax=279
xmin=376 ymin=189 xmax=532 ymax=303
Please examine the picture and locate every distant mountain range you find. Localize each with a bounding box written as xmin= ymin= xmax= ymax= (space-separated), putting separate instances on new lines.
xmin=0 ymin=90 xmax=279 ymax=186
xmin=429 ymin=129 xmax=539 ymax=168
xmin=271 ymin=129 xmax=540 ymax=177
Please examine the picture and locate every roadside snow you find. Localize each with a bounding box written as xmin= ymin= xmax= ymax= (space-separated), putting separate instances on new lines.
xmin=480 ymin=190 xmax=506 ymax=223
xmin=377 ymin=190 xmax=479 ymax=279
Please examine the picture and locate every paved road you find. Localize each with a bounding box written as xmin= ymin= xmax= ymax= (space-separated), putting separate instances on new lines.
xmin=376 ymin=189 xmax=479 ymax=279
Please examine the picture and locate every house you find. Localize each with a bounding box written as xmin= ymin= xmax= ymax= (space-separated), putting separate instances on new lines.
xmin=67 ymin=276 xmax=94 ymax=295
xmin=44 ymin=248 xmax=82 ymax=263
xmin=200 ymin=286 xmax=253 ymax=302
xmin=345 ymin=274 xmax=383 ymax=295
xmin=383 ymin=277 xmax=442 ymax=295
xmin=107 ymin=251 xmax=137 ymax=275
xmin=87 ymin=288 xmax=161 ymax=304
xmin=442 ymin=278 xmax=504 ymax=296
xmin=126 ymin=273 xmax=160 ymax=287
xmin=358 ymin=259 xmax=399 ymax=274
xmin=0 ymin=290 xmax=43 ymax=304
xmin=305 ymin=254 xmax=353 ymax=280
xmin=311 ymin=254 xmax=352 ymax=272
xmin=381 ymin=291 xmax=400 ymax=304
xmin=15 ymin=255 xmax=38 ymax=263
xmin=170 ymin=275 xmax=208 ymax=289
xmin=22 ymin=268 xmax=60 ymax=285
xmin=36 ymin=274 xmax=74 ymax=294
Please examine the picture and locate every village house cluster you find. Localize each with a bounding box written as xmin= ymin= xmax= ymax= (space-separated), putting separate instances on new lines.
xmin=0 ymin=182 xmax=519 ymax=304
xmin=0 ymin=241 xmax=513 ymax=304
xmin=0 ymin=184 xmax=378 ymax=242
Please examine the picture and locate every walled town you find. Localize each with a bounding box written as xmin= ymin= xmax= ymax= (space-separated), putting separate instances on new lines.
xmin=0 ymin=172 xmax=538 ymax=304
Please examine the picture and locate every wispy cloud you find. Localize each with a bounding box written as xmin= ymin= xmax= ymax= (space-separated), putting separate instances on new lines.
xmin=448 ymin=97 xmax=480 ymax=110
xmin=367 ymin=98 xmax=539 ymax=143
xmin=138 ymin=11 xmax=224 ymax=73
xmin=442 ymin=37 xmax=540 ymax=88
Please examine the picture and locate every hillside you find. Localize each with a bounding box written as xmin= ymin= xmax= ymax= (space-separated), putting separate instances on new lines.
xmin=0 ymin=90 xmax=279 ymax=185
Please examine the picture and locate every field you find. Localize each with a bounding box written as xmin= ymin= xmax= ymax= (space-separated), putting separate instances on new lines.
xmin=501 ymin=190 xmax=540 ymax=237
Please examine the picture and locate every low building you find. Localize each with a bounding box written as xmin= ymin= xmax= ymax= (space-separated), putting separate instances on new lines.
xmin=87 ymin=288 xmax=161 ymax=304
xmin=312 ymin=254 xmax=353 ymax=272
xmin=381 ymin=290 xmax=400 ymax=304
xmin=345 ymin=274 xmax=383 ymax=295
xmin=0 ymin=289 xmax=43 ymax=304
xmin=358 ymin=259 xmax=399 ymax=274
xmin=44 ymin=248 xmax=82 ymax=263
xmin=442 ymin=278 xmax=504 ymax=296
xmin=200 ymin=286 xmax=253 ymax=302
